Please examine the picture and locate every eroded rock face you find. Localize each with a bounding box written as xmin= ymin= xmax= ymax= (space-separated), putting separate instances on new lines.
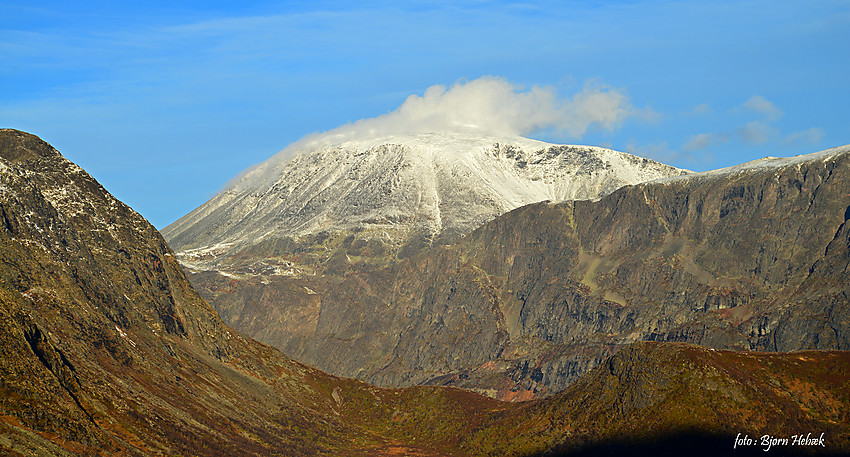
xmin=180 ymin=143 xmax=850 ymax=400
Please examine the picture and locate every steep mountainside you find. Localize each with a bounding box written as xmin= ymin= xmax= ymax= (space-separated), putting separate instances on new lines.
xmin=0 ymin=129 xmax=364 ymax=455
xmin=163 ymin=132 xmax=687 ymax=262
xmin=0 ymin=130 xmax=848 ymax=456
xmin=183 ymin=143 xmax=850 ymax=400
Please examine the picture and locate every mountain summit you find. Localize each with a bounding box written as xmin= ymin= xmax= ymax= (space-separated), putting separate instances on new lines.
xmin=163 ymin=131 xmax=687 ymax=261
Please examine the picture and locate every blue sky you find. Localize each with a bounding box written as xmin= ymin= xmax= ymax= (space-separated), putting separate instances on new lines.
xmin=2 ymin=1 xmax=848 ymax=228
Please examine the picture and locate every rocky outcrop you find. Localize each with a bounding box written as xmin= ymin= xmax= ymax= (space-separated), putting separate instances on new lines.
xmin=181 ymin=144 xmax=850 ymax=399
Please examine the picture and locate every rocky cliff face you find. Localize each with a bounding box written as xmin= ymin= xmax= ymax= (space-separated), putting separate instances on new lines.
xmin=181 ymin=143 xmax=850 ymax=400
xmin=1 ymin=129 xmax=847 ymax=456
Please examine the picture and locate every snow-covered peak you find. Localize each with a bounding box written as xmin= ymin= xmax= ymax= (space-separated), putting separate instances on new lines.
xmin=229 ymin=131 xmax=552 ymax=193
xmin=163 ymin=133 xmax=688 ymax=258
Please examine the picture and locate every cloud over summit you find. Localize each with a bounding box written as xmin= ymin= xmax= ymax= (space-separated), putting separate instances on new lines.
xmin=296 ymin=76 xmax=639 ymax=148
xmin=227 ymin=76 xmax=641 ymax=192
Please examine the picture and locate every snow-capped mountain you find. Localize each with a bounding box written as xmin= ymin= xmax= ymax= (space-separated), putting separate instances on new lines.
xmin=163 ymin=131 xmax=688 ymax=259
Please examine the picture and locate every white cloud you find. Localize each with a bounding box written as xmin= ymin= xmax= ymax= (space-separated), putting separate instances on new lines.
xmin=297 ymin=77 xmax=639 ymax=144
xmin=737 ymin=120 xmax=778 ymax=145
xmin=560 ymin=82 xmax=637 ymax=135
xmin=741 ymin=95 xmax=783 ymax=120
xmin=226 ymin=76 xmax=643 ymax=191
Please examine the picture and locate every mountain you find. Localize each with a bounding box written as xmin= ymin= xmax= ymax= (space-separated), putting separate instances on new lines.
xmin=173 ymin=138 xmax=850 ymax=400
xmin=1 ymin=129 xmax=848 ymax=456
xmin=0 ymin=128 xmax=360 ymax=455
xmin=160 ymin=130 xmax=687 ymax=397
xmin=163 ymin=131 xmax=687 ymax=263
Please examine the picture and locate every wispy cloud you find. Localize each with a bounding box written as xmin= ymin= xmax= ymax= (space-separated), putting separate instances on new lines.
xmin=626 ymin=140 xmax=711 ymax=168
xmin=686 ymin=103 xmax=711 ymax=116
xmin=737 ymin=120 xmax=779 ymax=145
xmin=783 ymin=127 xmax=825 ymax=146
xmin=289 ymin=76 xmax=641 ymax=145
xmin=741 ymin=95 xmax=783 ymax=120
xmin=683 ymin=132 xmax=728 ymax=151
xmin=220 ymin=76 xmax=651 ymax=191
xmin=681 ymin=95 xmax=824 ymax=157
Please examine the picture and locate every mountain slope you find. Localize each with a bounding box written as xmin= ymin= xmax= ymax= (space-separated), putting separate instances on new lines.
xmin=163 ymin=131 xmax=687 ymax=261
xmin=0 ymin=129 xmax=490 ymax=455
xmin=181 ymin=141 xmax=850 ymax=399
xmin=0 ymin=129 xmax=366 ymax=455
xmin=0 ymin=129 xmax=847 ymax=456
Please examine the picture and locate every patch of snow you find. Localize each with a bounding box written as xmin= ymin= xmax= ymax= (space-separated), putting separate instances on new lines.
xmin=175 ymin=259 xmax=211 ymax=272
xmin=180 ymin=242 xmax=234 ymax=258
xmin=115 ymin=325 xmax=137 ymax=348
